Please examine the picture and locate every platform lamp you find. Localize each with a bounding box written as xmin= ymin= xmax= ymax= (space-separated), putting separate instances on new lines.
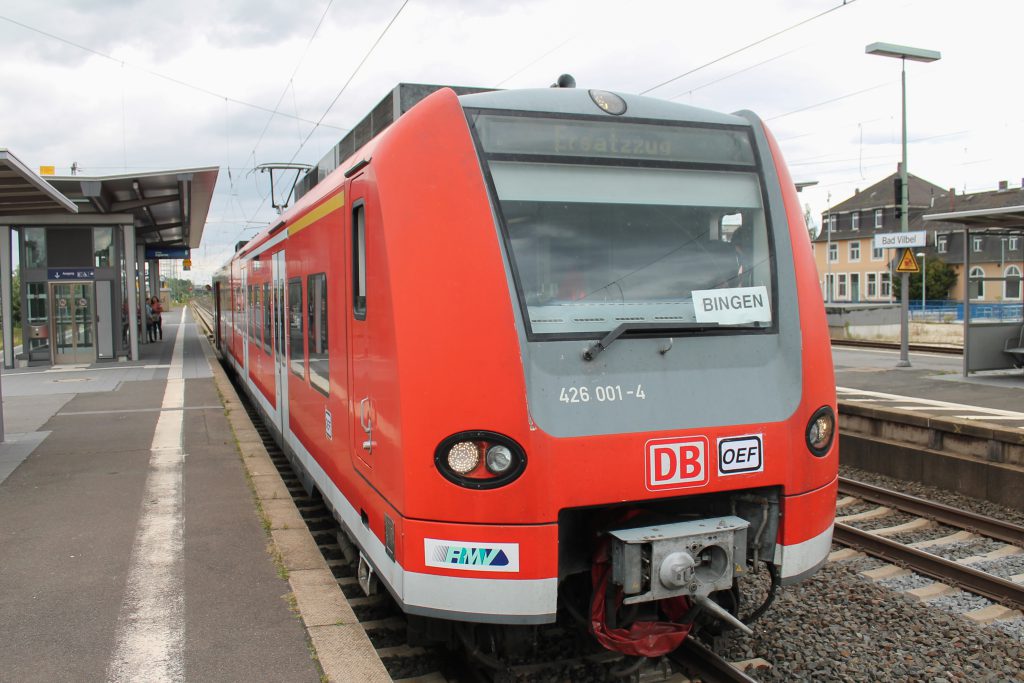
xmin=916 ymin=251 xmax=927 ymax=319
xmin=866 ymin=42 xmax=941 ymax=367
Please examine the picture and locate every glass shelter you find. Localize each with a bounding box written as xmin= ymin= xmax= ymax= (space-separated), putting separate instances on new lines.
xmin=0 ymin=151 xmax=218 ymax=368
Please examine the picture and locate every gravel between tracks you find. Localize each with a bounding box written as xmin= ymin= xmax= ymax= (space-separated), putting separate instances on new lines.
xmin=716 ymin=559 xmax=1023 ymax=681
xmin=841 ymin=465 xmax=1024 ymax=528
xmin=709 ymin=465 xmax=1024 ymax=680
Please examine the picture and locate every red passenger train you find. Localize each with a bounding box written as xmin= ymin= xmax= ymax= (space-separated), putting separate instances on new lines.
xmin=213 ymin=82 xmax=838 ymax=657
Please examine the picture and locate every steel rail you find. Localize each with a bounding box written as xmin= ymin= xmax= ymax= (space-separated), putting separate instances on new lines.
xmin=838 ymin=477 xmax=1024 ymax=546
xmin=668 ymin=637 xmax=759 ymax=683
xmin=833 ymin=523 xmax=1024 ymax=611
xmin=190 ymin=302 xmax=215 ymax=337
xmin=831 ymin=338 xmax=962 ymax=355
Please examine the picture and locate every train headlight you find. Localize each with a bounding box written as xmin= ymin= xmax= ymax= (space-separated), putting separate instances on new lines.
xmin=435 ymin=431 xmax=527 ymax=489
xmin=447 ymin=441 xmax=480 ymax=474
xmin=806 ymin=406 xmax=836 ymax=456
xmin=485 ymin=445 xmax=513 ymax=474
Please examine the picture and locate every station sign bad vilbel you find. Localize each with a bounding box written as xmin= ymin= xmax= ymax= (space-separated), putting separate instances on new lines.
xmin=873 ymin=231 xmax=926 ymax=249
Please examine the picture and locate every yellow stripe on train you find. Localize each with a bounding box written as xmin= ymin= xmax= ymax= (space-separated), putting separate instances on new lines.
xmin=288 ymin=191 xmax=345 ymax=236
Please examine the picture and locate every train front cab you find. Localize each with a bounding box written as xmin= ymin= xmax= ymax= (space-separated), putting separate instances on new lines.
xmin=362 ymin=87 xmax=839 ymax=631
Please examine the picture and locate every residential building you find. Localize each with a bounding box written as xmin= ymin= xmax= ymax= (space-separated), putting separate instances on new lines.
xmin=926 ymin=180 xmax=1024 ymax=302
xmin=812 ymin=171 xmax=949 ymax=303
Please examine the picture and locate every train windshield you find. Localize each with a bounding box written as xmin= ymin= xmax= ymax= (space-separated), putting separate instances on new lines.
xmin=470 ymin=113 xmax=775 ymax=338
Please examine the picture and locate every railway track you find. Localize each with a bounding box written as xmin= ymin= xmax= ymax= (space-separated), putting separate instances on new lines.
xmin=830 ymin=338 xmax=962 ymax=355
xmin=834 ymin=477 xmax=1024 ymax=612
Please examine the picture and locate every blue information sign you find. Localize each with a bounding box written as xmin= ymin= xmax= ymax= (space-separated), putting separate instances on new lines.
xmin=145 ymin=246 xmax=189 ymax=260
xmin=48 ymin=268 xmax=95 ymax=280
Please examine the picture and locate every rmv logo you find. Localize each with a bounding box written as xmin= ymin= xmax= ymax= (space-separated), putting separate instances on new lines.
xmin=442 ymin=546 xmax=510 ymax=567
xmin=645 ymin=437 xmax=709 ymax=490
xmin=424 ymin=539 xmax=520 ymax=572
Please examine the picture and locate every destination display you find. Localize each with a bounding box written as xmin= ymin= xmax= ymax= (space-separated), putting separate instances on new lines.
xmin=474 ymin=114 xmax=756 ymax=166
xmin=145 ymin=246 xmax=189 ymax=260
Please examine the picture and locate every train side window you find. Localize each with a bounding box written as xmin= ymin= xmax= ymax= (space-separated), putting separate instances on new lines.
xmin=263 ymin=282 xmax=272 ymax=353
xmin=353 ymin=203 xmax=367 ymax=320
xmin=288 ymin=277 xmax=305 ymax=379
xmin=254 ymin=286 xmax=263 ymax=347
xmin=308 ymin=273 xmax=329 ymax=395
xmin=248 ymin=285 xmax=256 ymax=341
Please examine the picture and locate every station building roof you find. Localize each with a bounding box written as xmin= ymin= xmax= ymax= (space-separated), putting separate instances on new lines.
xmin=0 ymin=155 xmax=217 ymax=250
xmin=43 ymin=166 xmax=219 ymax=249
xmin=924 ymin=204 xmax=1024 ymax=231
xmin=0 ymin=149 xmax=78 ymax=215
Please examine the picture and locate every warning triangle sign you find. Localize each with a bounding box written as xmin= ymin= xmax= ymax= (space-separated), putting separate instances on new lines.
xmin=896 ymin=248 xmax=920 ymax=273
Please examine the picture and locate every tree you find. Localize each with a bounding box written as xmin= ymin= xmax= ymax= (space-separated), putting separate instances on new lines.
xmin=11 ymin=272 xmax=20 ymax=325
xmin=164 ymin=277 xmax=195 ymax=302
xmin=892 ymin=257 xmax=957 ymax=301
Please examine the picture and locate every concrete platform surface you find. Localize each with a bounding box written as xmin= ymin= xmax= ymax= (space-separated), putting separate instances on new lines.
xmin=832 ymin=345 xmax=1024 ymax=428
xmin=0 ymin=308 xmax=322 ymax=682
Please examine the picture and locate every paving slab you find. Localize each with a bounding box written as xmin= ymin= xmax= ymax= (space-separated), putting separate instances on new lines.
xmin=290 ymin=568 xmax=359 ymax=626
xmin=308 ymin=624 xmax=392 ymax=682
xmin=0 ymin=307 xmax=320 ymax=682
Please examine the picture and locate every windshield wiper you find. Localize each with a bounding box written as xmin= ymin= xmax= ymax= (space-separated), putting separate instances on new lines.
xmin=582 ymin=321 xmax=762 ymax=361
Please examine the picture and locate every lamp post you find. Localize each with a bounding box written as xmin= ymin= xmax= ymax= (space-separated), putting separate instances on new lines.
xmin=826 ymin=193 xmax=833 ymax=303
xmin=916 ymin=251 xmax=926 ymax=320
xmin=866 ymin=42 xmax=941 ymax=367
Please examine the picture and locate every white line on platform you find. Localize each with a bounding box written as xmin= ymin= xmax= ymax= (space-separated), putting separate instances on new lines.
xmin=32 ymin=364 xmax=172 ymax=374
xmin=884 ymin=406 xmax=967 ymax=411
xmin=107 ymin=309 xmax=189 ymax=683
xmin=837 ymin=386 xmax=1024 ymax=420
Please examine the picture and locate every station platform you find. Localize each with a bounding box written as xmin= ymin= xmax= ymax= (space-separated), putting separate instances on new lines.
xmin=832 ymin=345 xmax=1024 ymax=428
xmin=0 ymin=308 xmax=322 ymax=681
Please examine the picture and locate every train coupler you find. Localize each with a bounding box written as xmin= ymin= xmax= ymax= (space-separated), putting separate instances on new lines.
xmin=609 ymin=516 xmax=749 ymax=606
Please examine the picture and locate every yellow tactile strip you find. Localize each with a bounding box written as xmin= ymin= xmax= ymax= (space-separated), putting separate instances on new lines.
xmin=204 ymin=343 xmax=392 ymax=683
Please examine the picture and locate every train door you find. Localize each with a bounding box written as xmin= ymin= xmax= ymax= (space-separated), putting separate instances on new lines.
xmin=272 ymin=250 xmax=288 ymax=434
xmin=348 ymin=189 xmax=373 ymax=475
xmin=213 ymin=281 xmax=222 ymax=349
xmin=241 ymin=262 xmax=250 ymax=373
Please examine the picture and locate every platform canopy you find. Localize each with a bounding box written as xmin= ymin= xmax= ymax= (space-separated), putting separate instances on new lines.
xmin=43 ymin=166 xmax=218 ymax=249
xmin=924 ymin=205 xmax=1024 ymax=230
xmin=0 ymin=149 xmax=78 ymax=215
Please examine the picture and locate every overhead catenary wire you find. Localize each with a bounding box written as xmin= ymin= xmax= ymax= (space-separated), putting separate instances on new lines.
xmin=247 ymin=0 xmax=337 ymax=166
xmin=494 ymin=35 xmax=576 ymax=88
xmin=237 ymin=0 xmax=338 ymax=245
xmin=639 ymin=0 xmax=857 ymax=95
xmin=766 ymin=81 xmax=891 ymax=122
xmin=287 ymin=0 xmax=411 ymax=165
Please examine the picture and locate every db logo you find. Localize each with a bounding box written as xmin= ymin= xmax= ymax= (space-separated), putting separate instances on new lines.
xmin=645 ymin=437 xmax=709 ymax=491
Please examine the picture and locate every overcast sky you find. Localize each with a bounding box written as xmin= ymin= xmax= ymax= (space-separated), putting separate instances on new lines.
xmin=2 ymin=0 xmax=1021 ymax=283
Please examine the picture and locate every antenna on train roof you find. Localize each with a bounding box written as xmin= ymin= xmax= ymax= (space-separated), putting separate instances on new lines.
xmin=254 ymin=162 xmax=314 ymax=214
xmin=550 ymin=74 xmax=576 ymax=88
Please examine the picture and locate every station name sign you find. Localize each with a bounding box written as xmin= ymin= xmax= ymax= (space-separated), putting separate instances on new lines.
xmin=48 ymin=268 xmax=95 ymax=280
xmin=873 ymin=231 xmax=926 ymax=249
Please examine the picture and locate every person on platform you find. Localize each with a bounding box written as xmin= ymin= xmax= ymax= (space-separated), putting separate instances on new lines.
xmin=151 ymin=297 xmax=164 ymax=341
xmin=144 ymin=298 xmax=155 ymax=343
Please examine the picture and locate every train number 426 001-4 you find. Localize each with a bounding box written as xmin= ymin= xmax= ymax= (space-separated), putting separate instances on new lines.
xmin=559 ymin=384 xmax=646 ymax=404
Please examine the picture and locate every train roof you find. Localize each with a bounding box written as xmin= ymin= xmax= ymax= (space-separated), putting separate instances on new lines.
xmin=227 ymin=82 xmax=761 ymax=269
xmin=458 ymin=88 xmax=751 ymax=128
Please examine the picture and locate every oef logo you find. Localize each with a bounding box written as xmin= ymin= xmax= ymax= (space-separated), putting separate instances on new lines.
xmin=718 ymin=434 xmax=764 ymax=475
xmin=645 ymin=437 xmax=709 ymax=490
